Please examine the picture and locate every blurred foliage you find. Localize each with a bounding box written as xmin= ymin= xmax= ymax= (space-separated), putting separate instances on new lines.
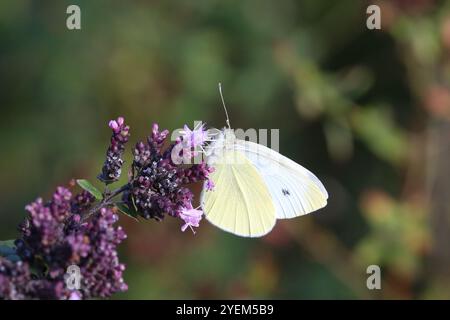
xmin=1 ymin=0 xmax=450 ymax=299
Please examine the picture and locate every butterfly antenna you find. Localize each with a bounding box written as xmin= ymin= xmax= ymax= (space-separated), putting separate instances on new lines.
xmin=218 ymin=82 xmax=231 ymax=129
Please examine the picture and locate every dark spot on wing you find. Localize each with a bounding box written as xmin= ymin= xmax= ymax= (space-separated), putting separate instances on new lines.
xmin=282 ymin=189 xmax=290 ymax=196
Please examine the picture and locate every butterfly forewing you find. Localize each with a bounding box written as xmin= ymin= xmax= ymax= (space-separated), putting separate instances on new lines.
xmin=234 ymin=139 xmax=328 ymax=219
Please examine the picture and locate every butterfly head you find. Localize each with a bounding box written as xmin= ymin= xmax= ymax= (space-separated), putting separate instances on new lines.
xmin=204 ymin=128 xmax=235 ymax=159
xmin=223 ymin=128 xmax=236 ymax=148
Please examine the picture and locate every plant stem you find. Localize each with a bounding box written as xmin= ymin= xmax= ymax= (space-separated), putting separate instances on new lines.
xmin=82 ymin=183 xmax=130 ymax=221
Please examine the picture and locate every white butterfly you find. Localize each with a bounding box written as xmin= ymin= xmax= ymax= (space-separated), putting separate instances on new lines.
xmin=200 ymin=84 xmax=328 ymax=238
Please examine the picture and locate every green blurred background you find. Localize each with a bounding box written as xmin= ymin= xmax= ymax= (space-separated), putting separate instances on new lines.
xmin=1 ymin=0 xmax=450 ymax=299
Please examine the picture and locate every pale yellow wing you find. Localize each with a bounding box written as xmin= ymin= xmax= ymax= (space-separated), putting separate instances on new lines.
xmin=201 ymin=150 xmax=276 ymax=237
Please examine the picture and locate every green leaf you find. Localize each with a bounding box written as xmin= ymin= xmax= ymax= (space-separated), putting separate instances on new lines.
xmin=0 ymin=240 xmax=16 ymax=248
xmin=351 ymin=107 xmax=408 ymax=165
xmin=116 ymin=203 xmax=139 ymax=222
xmin=131 ymin=195 xmax=138 ymax=212
xmin=76 ymin=179 xmax=103 ymax=200
xmin=4 ymin=254 xmax=21 ymax=262
xmin=0 ymin=240 xmax=17 ymax=258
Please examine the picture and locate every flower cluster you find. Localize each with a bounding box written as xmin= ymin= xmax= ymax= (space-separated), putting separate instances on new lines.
xmin=0 ymin=259 xmax=32 ymax=300
xmin=78 ymin=208 xmax=127 ymax=297
xmin=0 ymin=117 xmax=215 ymax=300
xmin=98 ymin=117 xmax=130 ymax=184
xmin=123 ymin=123 xmax=214 ymax=233
xmin=0 ymin=186 xmax=127 ymax=300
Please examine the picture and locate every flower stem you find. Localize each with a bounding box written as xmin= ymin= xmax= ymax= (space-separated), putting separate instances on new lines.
xmin=82 ymin=184 xmax=130 ymax=221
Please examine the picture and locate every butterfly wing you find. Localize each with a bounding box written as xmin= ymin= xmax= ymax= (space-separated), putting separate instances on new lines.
xmin=234 ymin=139 xmax=328 ymax=219
xmin=200 ymin=149 xmax=276 ymax=237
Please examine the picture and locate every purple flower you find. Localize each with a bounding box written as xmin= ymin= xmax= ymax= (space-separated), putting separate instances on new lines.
xmin=0 ymin=257 xmax=67 ymax=300
xmin=68 ymin=290 xmax=82 ymax=300
xmin=205 ymin=179 xmax=215 ymax=191
xmin=1 ymin=186 xmax=128 ymax=300
xmin=108 ymin=117 xmax=124 ymax=133
xmin=150 ymin=123 xmax=169 ymax=151
xmin=80 ymin=208 xmax=127 ymax=298
xmin=176 ymin=123 xmax=213 ymax=161
xmin=123 ymin=123 xmax=213 ymax=224
xmin=180 ymin=122 xmax=210 ymax=149
xmin=71 ymin=190 xmax=96 ymax=214
xmin=0 ymin=118 xmax=215 ymax=300
xmin=177 ymin=162 xmax=214 ymax=185
xmin=179 ymin=205 xmax=203 ymax=234
xmin=0 ymin=259 xmax=30 ymax=300
xmin=98 ymin=116 xmax=130 ymax=184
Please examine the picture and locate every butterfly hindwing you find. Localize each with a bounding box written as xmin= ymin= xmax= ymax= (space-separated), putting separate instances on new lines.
xmin=201 ymin=150 xmax=276 ymax=237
